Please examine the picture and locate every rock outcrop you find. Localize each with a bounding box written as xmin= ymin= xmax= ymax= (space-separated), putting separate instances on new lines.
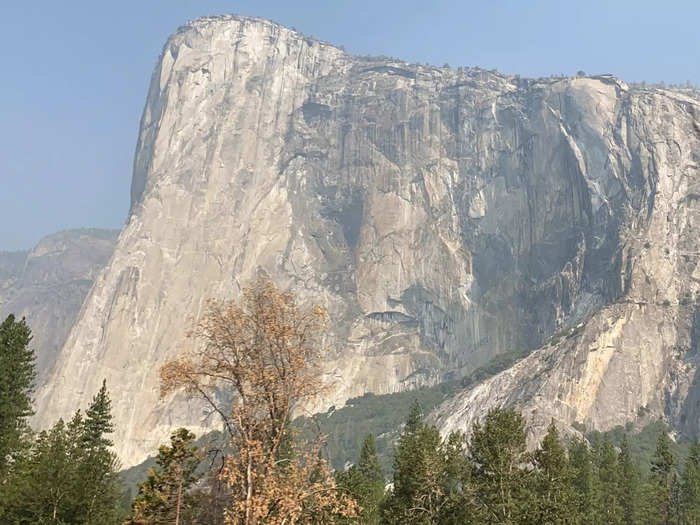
xmin=0 ymin=229 xmax=118 ymax=383
xmin=35 ymin=15 xmax=700 ymax=466
xmin=433 ymin=82 xmax=700 ymax=441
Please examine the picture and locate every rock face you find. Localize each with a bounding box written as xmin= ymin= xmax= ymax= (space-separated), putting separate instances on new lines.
xmin=433 ymin=87 xmax=700 ymax=442
xmin=0 ymin=229 xmax=118 ymax=383
xmin=35 ymin=15 xmax=700 ymax=466
xmin=432 ymin=85 xmax=700 ymax=445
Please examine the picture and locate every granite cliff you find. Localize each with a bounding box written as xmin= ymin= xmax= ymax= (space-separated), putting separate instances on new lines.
xmin=35 ymin=15 xmax=700 ymax=466
xmin=0 ymin=229 xmax=118 ymax=383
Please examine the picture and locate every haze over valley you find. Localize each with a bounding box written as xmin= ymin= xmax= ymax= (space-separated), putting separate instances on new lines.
xmin=1 ymin=4 xmax=699 ymax=524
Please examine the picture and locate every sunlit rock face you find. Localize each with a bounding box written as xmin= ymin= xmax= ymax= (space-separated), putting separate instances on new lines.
xmin=0 ymin=229 xmax=118 ymax=383
xmin=35 ymin=15 xmax=700 ymax=466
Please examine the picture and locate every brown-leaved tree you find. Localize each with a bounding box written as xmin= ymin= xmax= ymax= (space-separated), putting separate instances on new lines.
xmin=160 ymin=277 xmax=356 ymax=525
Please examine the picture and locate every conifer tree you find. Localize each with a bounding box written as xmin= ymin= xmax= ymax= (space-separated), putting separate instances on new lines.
xmin=594 ymin=436 xmax=623 ymax=524
xmin=388 ymin=401 xmax=427 ymax=508
xmin=649 ymin=429 xmax=675 ymax=525
xmin=404 ymin=400 xmax=423 ymax=435
xmin=568 ymin=436 xmax=597 ymax=523
xmin=10 ymin=411 xmax=87 ymax=523
xmin=468 ymin=408 xmax=532 ymax=524
xmin=10 ymin=383 xmax=123 ymax=524
xmin=383 ymin=401 xmax=443 ymax=524
xmin=436 ymin=430 xmax=472 ymax=525
xmin=355 ymin=434 xmax=385 ymax=523
xmin=681 ymin=441 xmax=700 ymax=525
xmin=671 ymin=472 xmax=683 ymax=525
xmin=128 ymin=428 xmax=202 ymax=525
xmin=21 ymin=419 xmax=76 ymax=523
xmin=336 ymin=434 xmax=384 ymax=524
xmin=0 ymin=315 xmax=35 ymax=477
xmin=82 ymin=380 xmax=114 ymax=448
xmin=0 ymin=315 xmax=36 ymax=522
xmin=76 ymin=380 xmax=122 ymax=525
xmin=357 ymin=435 xmax=383 ymax=488
xmin=618 ymin=435 xmax=641 ymax=525
xmin=532 ymin=422 xmax=576 ymax=524
xmin=382 ymin=400 xmax=470 ymax=524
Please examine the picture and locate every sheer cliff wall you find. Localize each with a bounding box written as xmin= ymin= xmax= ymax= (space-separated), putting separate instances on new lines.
xmin=35 ymin=16 xmax=700 ymax=466
xmin=0 ymin=229 xmax=118 ymax=383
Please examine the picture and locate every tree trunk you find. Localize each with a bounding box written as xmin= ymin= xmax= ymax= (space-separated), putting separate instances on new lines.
xmin=246 ymin=456 xmax=253 ymax=525
xmin=175 ymin=478 xmax=183 ymax=525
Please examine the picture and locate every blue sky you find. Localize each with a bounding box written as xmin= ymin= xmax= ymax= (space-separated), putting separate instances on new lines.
xmin=1 ymin=0 xmax=698 ymax=251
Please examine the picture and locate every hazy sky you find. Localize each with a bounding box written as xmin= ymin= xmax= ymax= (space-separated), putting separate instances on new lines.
xmin=1 ymin=1 xmax=698 ymax=251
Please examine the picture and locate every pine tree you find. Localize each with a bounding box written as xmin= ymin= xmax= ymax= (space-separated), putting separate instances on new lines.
xmin=76 ymin=380 xmax=122 ymax=525
xmin=6 ymin=384 xmax=122 ymax=524
xmin=532 ymin=421 xmax=576 ymax=524
xmin=9 ymin=411 xmax=85 ymax=523
xmin=336 ymin=434 xmax=384 ymax=524
xmin=671 ymin=472 xmax=683 ymax=525
xmin=404 ymin=400 xmax=423 ymax=435
xmin=128 ymin=428 xmax=202 ymax=524
xmin=0 ymin=315 xmax=35 ymax=477
xmin=22 ymin=420 xmax=75 ymax=522
xmin=468 ymin=408 xmax=532 ymax=524
xmin=618 ymin=435 xmax=641 ymax=525
xmin=568 ymin=436 xmax=597 ymax=523
xmin=382 ymin=400 xmax=455 ymax=524
xmin=82 ymin=379 xmax=114 ymax=449
xmin=389 ymin=401 xmax=430 ymax=510
xmin=681 ymin=441 xmax=700 ymax=525
xmin=355 ymin=434 xmax=385 ymax=523
xmin=649 ymin=429 xmax=675 ymax=525
xmin=594 ymin=436 xmax=624 ymax=524
xmin=436 ymin=430 xmax=472 ymax=525
xmin=0 ymin=315 xmax=36 ymax=522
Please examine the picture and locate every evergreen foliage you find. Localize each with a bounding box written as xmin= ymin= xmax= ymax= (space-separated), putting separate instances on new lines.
xmin=117 ymin=406 xmax=700 ymax=525
xmin=0 ymin=314 xmax=35 ymax=521
xmin=12 ymin=415 xmax=83 ymax=523
xmin=649 ymin=430 xmax=675 ymax=525
xmin=468 ymin=408 xmax=531 ymax=524
xmin=381 ymin=401 xmax=470 ymax=524
xmin=336 ymin=434 xmax=384 ymax=524
xmin=531 ymin=422 xmax=577 ymax=524
xmin=382 ymin=400 xmax=442 ymax=523
xmin=589 ymin=419 xmax=692 ymax=474
xmin=568 ymin=435 xmax=597 ymax=521
xmin=296 ymin=383 xmax=456 ymax=473
xmin=4 ymin=310 xmax=700 ymax=524
xmin=594 ymin=436 xmax=624 ymax=523
xmin=681 ymin=441 xmax=700 ymax=524
xmin=0 ymin=315 xmax=35 ymax=478
xmin=127 ymin=428 xmax=202 ymax=524
xmin=2 ymin=382 xmax=122 ymax=524
xmin=618 ymin=435 xmax=642 ymax=525
xmin=294 ymin=347 xmax=535 ymax=475
xmin=78 ymin=380 xmax=122 ymax=524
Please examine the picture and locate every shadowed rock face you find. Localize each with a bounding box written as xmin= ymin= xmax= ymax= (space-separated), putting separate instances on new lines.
xmin=432 ymin=86 xmax=700 ymax=445
xmin=34 ymin=15 xmax=700 ymax=466
xmin=0 ymin=229 xmax=118 ymax=383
